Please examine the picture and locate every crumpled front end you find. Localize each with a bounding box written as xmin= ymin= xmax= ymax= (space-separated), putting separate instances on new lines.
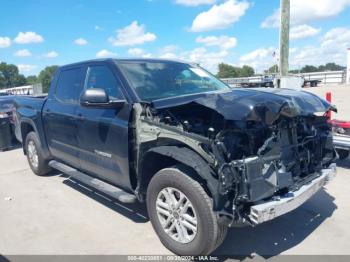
xmin=213 ymin=115 xmax=336 ymax=226
xmin=146 ymin=88 xmax=337 ymax=226
xmin=216 ymin=115 xmax=335 ymax=201
xmin=248 ymin=163 xmax=336 ymax=225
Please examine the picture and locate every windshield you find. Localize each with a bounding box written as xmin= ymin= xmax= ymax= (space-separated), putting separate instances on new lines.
xmin=117 ymin=61 xmax=230 ymax=101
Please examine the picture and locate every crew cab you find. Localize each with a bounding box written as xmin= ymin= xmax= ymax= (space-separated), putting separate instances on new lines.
xmin=15 ymin=59 xmax=337 ymax=255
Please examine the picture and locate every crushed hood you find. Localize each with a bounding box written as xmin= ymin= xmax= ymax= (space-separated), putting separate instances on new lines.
xmin=152 ymin=88 xmax=334 ymax=125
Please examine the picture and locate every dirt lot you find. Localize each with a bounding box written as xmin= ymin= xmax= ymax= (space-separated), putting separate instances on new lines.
xmin=1 ymin=84 xmax=350 ymax=259
xmin=305 ymin=84 xmax=350 ymax=120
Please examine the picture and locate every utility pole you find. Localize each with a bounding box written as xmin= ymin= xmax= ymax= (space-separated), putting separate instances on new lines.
xmin=279 ymin=0 xmax=290 ymax=78
xmin=278 ymin=0 xmax=303 ymax=89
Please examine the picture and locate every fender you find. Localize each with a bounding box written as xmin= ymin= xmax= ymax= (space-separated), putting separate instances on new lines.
xmin=15 ymin=95 xmax=51 ymax=159
xmin=20 ymin=118 xmax=51 ymax=159
xmin=144 ymin=146 xmax=225 ymax=211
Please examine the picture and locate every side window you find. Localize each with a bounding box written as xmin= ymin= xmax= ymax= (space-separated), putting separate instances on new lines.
xmin=55 ymin=67 xmax=84 ymax=103
xmin=85 ymin=66 xmax=124 ymax=100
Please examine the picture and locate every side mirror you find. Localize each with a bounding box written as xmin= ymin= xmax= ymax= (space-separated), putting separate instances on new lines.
xmin=80 ymin=88 xmax=125 ymax=108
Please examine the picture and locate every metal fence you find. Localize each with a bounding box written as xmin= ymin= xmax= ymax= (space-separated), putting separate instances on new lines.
xmin=0 ymin=83 xmax=43 ymax=95
xmin=299 ymin=70 xmax=346 ymax=84
xmin=221 ymin=76 xmax=264 ymax=87
xmin=221 ymin=70 xmax=347 ymax=87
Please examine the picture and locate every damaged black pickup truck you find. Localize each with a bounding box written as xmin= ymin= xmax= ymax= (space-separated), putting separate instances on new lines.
xmin=15 ymin=59 xmax=337 ymax=255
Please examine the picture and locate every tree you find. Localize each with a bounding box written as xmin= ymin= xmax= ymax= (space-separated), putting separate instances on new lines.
xmin=289 ymin=69 xmax=299 ymax=74
xmin=317 ymin=65 xmax=326 ymax=72
xmin=14 ymin=74 xmax=27 ymax=86
xmin=289 ymin=63 xmax=345 ymax=74
xmin=217 ymin=63 xmax=238 ymax=78
xmin=240 ymin=65 xmax=255 ymax=77
xmin=301 ymin=65 xmax=318 ymax=73
xmin=38 ymin=65 xmax=58 ymax=93
xmin=217 ymin=63 xmax=255 ymax=78
xmin=323 ymin=63 xmax=345 ymax=71
xmin=265 ymin=64 xmax=278 ymax=74
xmin=26 ymin=75 xmax=38 ymax=85
xmin=0 ymin=62 xmax=26 ymax=88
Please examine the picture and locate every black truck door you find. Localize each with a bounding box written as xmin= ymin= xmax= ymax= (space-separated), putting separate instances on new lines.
xmin=76 ymin=63 xmax=132 ymax=190
xmin=43 ymin=66 xmax=85 ymax=168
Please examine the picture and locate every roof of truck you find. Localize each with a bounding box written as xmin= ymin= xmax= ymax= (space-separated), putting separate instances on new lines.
xmin=59 ymin=58 xmax=196 ymax=69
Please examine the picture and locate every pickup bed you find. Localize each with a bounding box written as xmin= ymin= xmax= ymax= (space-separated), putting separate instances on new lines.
xmin=15 ymin=58 xmax=337 ymax=255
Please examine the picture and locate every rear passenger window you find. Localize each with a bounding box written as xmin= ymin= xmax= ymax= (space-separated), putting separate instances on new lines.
xmin=55 ymin=67 xmax=84 ymax=103
xmin=85 ymin=66 xmax=124 ymax=100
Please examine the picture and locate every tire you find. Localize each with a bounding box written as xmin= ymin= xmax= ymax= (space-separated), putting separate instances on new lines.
xmin=25 ymin=132 xmax=51 ymax=176
xmin=337 ymin=149 xmax=350 ymax=160
xmin=147 ymin=165 xmax=227 ymax=255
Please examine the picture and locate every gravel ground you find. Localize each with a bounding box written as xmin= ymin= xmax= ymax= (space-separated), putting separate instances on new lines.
xmin=305 ymin=84 xmax=350 ymax=120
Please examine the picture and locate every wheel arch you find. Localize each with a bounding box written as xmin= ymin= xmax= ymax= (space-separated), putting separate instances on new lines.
xmin=20 ymin=121 xmax=36 ymax=154
xmin=137 ymin=146 xmax=219 ymax=203
xmin=20 ymin=119 xmax=50 ymax=159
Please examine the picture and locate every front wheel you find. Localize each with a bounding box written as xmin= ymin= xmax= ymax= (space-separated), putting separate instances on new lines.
xmin=147 ymin=165 xmax=227 ymax=255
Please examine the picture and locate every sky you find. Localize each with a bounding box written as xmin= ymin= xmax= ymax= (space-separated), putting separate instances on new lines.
xmin=0 ymin=0 xmax=350 ymax=76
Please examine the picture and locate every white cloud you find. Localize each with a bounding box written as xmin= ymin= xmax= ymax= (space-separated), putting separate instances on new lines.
xmin=152 ymin=46 xmax=231 ymax=72
xmin=95 ymin=25 xmax=103 ymax=31
xmin=175 ymin=0 xmax=216 ymax=6
xmin=152 ymin=45 xmax=231 ymax=72
xmin=96 ymin=49 xmax=117 ymax=58
xmin=14 ymin=32 xmax=44 ymax=44
xmin=0 ymin=37 xmax=11 ymax=48
xmin=153 ymin=44 xmax=232 ymax=72
xmin=292 ymin=27 xmax=350 ymax=67
xmin=196 ymin=35 xmax=237 ymax=50
xmin=128 ymin=48 xmax=144 ymax=56
xmin=17 ymin=64 xmax=37 ymax=73
xmin=14 ymin=49 xmax=31 ymax=57
xmin=238 ymin=28 xmax=350 ymax=72
xmin=290 ymin=24 xmax=321 ymax=40
xmin=157 ymin=45 xmax=180 ymax=59
xmin=142 ymin=53 xmax=152 ymax=58
xmin=322 ymin=27 xmax=350 ymax=50
xmin=190 ymin=0 xmax=250 ymax=32
xmin=74 ymin=38 xmax=88 ymax=45
xmin=44 ymin=51 xmax=58 ymax=58
xmin=290 ymin=47 xmax=298 ymax=54
xmin=261 ymin=9 xmax=280 ymax=28
xmin=240 ymin=47 xmax=275 ymax=62
xmin=109 ymin=21 xmax=156 ymax=46
xmin=159 ymin=52 xmax=178 ymax=59
xmin=128 ymin=48 xmax=152 ymax=58
xmin=182 ymin=47 xmax=230 ymax=72
xmin=160 ymin=45 xmax=179 ymax=54
xmin=262 ymin=0 xmax=350 ymax=28
xmin=239 ymin=47 xmax=277 ymax=72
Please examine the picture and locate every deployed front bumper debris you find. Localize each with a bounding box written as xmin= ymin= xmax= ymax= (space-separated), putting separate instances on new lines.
xmin=248 ymin=163 xmax=336 ymax=225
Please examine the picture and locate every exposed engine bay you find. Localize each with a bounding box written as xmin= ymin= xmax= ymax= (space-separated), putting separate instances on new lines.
xmin=133 ymin=88 xmax=337 ymax=226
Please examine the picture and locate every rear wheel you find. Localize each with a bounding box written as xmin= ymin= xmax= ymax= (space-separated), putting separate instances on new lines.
xmin=25 ymin=132 xmax=51 ymax=176
xmin=147 ymin=165 xmax=227 ymax=255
